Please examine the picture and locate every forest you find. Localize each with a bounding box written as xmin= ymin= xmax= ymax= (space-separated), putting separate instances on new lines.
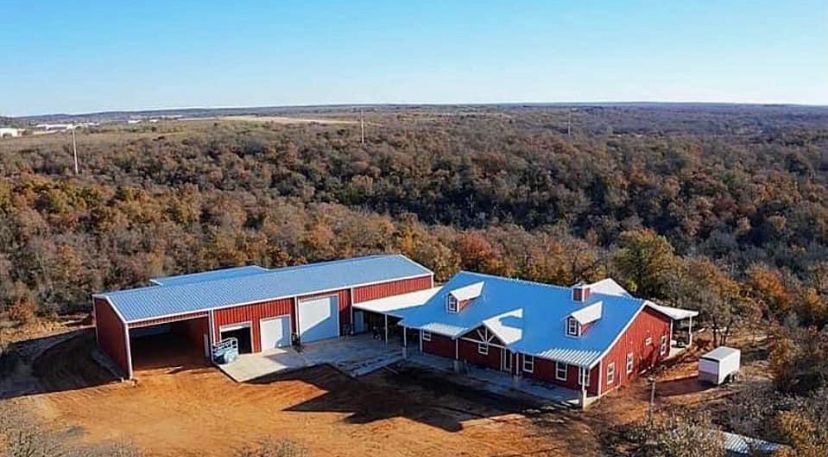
xmin=1 ymin=104 xmax=827 ymax=455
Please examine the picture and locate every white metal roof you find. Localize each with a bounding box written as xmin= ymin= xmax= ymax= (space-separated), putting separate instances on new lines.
xmin=650 ymin=303 xmax=699 ymax=320
xmin=482 ymin=309 xmax=523 ymax=345
xmin=720 ymin=431 xmax=783 ymax=455
xmin=398 ymin=272 xmax=648 ymax=368
xmin=702 ymin=346 xmax=740 ymax=362
xmin=448 ymin=281 xmax=484 ymax=301
xmin=98 ymin=255 xmax=432 ymax=322
xmin=570 ymin=301 xmax=603 ymax=325
xmin=353 ymin=287 xmax=441 ymax=317
xmin=585 ymin=278 xmax=632 ymax=297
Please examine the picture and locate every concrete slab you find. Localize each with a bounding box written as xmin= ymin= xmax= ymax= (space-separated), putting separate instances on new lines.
xmin=218 ymin=334 xmax=402 ymax=382
xmin=407 ymin=352 xmax=589 ymax=408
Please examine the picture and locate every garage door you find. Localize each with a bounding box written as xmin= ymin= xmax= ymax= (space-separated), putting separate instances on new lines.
xmin=260 ymin=316 xmax=291 ymax=350
xmin=298 ymin=296 xmax=339 ymax=343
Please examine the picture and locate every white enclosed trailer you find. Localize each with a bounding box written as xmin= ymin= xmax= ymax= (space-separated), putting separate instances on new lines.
xmin=699 ymin=346 xmax=740 ymax=385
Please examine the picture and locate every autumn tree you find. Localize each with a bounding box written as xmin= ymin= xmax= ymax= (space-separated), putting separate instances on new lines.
xmin=612 ymin=229 xmax=680 ymax=299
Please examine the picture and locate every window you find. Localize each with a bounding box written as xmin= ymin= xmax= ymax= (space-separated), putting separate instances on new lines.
xmin=626 ymin=352 xmax=634 ymax=374
xmin=645 ymin=336 xmax=653 ymax=346
xmin=446 ymin=295 xmax=458 ymax=313
xmin=566 ymin=317 xmax=580 ymax=337
xmin=660 ymin=335 xmax=668 ymax=355
xmin=478 ymin=342 xmax=489 ymax=355
xmin=523 ymin=355 xmax=535 ymax=373
xmin=607 ymin=362 xmax=616 ymax=385
xmin=555 ymin=362 xmax=568 ymax=381
xmin=579 ymin=367 xmax=590 ymax=386
xmin=422 ymin=330 xmax=432 ymax=342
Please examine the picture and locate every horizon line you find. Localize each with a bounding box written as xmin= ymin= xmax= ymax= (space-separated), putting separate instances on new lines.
xmin=8 ymin=100 xmax=828 ymax=119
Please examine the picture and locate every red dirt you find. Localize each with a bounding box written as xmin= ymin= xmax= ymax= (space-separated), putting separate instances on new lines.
xmin=23 ymin=331 xmax=601 ymax=457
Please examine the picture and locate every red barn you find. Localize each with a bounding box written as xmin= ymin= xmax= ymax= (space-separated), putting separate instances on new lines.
xmin=397 ymin=272 xmax=697 ymax=407
xmin=93 ymin=255 xmax=433 ymax=379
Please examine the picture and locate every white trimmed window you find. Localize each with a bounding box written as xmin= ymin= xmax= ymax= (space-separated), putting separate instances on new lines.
xmin=660 ymin=335 xmax=668 ymax=355
xmin=422 ymin=330 xmax=432 ymax=342
xmin=626 ymin=352 xmax=634 ymax=374
xmin=446 ymin=295 xmax=458 ymax=313
xmin=555 ymin=361 xmax=568 ymax=381
xmin=566 ymin=317 xmax=580 ymax=337
xmin=579 ymin=367 xmax=590 ymax=386
xmin=645 ymin=336 xmax=653 ymax=346
xmin=478 ymin=342 xmax=489 ymax=355
xmin=607 ymin=362 xmax=616 ymax=385
xmin=523 ymin=355 xmax=535 ymax=373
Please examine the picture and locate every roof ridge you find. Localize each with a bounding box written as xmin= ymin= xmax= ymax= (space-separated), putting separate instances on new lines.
xmin=457 ymin=270 xmax=644 ymax=306
xmin=99 ymin=254 xmax=427 ymax=298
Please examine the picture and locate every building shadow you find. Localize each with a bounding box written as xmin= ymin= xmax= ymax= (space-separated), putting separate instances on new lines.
xmin=247 ymin=364 xmax=538 ymax=432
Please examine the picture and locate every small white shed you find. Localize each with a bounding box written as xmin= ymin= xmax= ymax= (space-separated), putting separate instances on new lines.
xmin=699 ymin=346 xmax=740 ymax=385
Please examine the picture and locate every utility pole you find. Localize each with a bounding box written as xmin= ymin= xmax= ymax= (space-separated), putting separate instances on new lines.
xmin=567 ymin=108 xmax=572 ymax=137
xmin=360 ymin=109 xmax=365 ymax=145
xmin=72 ymin=127 xmax=79 ymax=175
xmin=648 ymin=375 xmax=656 ymax=422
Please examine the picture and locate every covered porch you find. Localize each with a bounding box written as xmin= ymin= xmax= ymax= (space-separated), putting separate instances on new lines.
xmin=651 ymin=303 xmax=699 ymax=359
xmin=352 ymin=287 xmax=442 ymax=343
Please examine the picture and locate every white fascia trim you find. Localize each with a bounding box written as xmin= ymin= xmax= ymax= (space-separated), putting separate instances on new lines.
xmin=106 ymin=273 xmax=433 ymax=324
xmin=587 ymin=300 xmax=648 ymax=369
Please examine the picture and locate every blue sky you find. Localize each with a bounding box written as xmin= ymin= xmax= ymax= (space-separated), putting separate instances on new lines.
xmin=2 ymin=1 xmax=826 ymax=115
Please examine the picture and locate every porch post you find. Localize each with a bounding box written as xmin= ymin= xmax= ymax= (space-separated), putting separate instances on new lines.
xmin=402 ymin=326 xmax=408 ymax=359
xmin=581 ymin=371 xmax=588 ymax=410
xmin=384 ymin=314 xmax=389 ymax=344
xmin=688 ymin=316 xmax=693 ymax=347
xmin=453 ymin=338 xmax=460 ymax=372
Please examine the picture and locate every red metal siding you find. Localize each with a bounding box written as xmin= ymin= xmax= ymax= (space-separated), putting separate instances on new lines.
xmin=458 ymin=339 xmax=502 ymax=370
xmin=598 ymin=306 xmax=672 ymax=394
xmin=422 ymin=333 xmax=455 ymax=358
xmin=529 ymin=357 xmax=599 ymax=394
xmin=93 ymin=298 xmax=130 ymax=377
xmin=352 ymin=275 xmax=433 ymax=303
xmin=128 ymin=311 xmax=209 ymax=329
xmin=297 ymin=289 xmax=352 ymax=331
xmin=213 ymin=297 xmax=294 ymax=353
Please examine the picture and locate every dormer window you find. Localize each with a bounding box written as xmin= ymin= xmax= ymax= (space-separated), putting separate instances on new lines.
xmin=447 ymin=295 xmax=459 ymax=313
xmin=567 ymin=317 xmax=580 ymax=336
xmin=445 ymin=281 xmax=484 ymax=314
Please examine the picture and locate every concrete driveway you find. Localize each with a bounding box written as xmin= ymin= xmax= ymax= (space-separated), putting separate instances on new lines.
xmin=218 ymin=334 xmax=402 ymax=382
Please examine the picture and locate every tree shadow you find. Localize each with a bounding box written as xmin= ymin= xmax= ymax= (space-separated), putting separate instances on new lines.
xmin=1 ymin=330 xmax=117 ymax=400
xmin=656 ymin=375 xmax=714 ymax=397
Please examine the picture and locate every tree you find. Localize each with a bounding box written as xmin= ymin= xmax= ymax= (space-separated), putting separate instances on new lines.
xmin=613 ymin=229 xmax=680 ymax=299
xmin=626 ymin=409 xmax=725 ymax=457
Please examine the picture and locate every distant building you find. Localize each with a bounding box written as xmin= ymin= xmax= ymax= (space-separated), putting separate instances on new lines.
xmin=0 ymin=127 xmax=24 ymax=138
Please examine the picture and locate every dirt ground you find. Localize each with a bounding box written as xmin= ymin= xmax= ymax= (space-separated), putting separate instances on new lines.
xmin=1 ymin=322 xmax=769 ymax=457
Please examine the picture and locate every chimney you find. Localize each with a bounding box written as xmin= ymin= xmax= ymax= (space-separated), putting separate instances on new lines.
xmin=572 ymin=284 xmax=591 ymax=303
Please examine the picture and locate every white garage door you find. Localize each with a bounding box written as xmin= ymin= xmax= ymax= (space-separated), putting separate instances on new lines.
xmin=298 ymin=296 xmax=339 ymax=343
xmin=260 ymin=316 xmax=291 ymax=350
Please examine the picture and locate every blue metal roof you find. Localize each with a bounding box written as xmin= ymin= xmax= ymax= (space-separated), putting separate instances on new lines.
xmin=151 ymin=265 xmax=270 ymax=286
xmin=97 ymin=255 xmax=432 ymax=323
xmin=397 ymin=271 xmax=646 ymax=368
